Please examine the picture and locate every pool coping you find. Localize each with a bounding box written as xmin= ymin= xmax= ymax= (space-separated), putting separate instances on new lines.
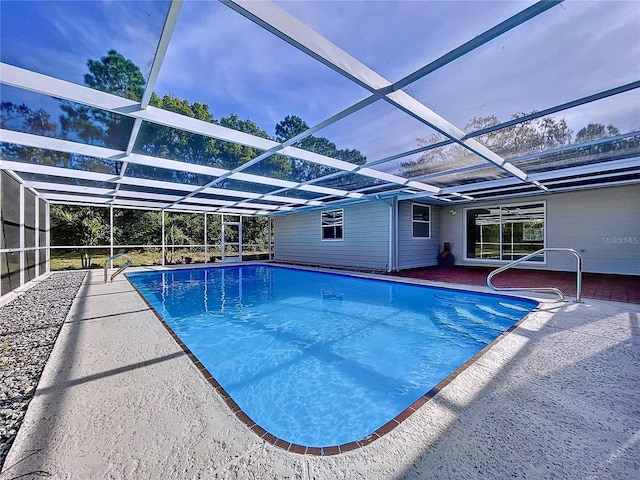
xmin=125 ymin=262 xmax=542 ymax=456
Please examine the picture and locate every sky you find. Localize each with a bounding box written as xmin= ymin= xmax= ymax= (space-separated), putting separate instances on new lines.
xmin=1 ymin=0 xmax=639 ymax=166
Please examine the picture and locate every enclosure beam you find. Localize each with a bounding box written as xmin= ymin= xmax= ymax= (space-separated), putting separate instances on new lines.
xmin=222 ymin=0 xmax=540 ymax=184
xmin=19 ymin=184 xmax=25 ymax=287
xmin=34 ymin=192 xmax=39 ymax=278
xmin=45 ymin=201 xmax=50 ymax=274
xmin=161 ymin=212 xmax=166 ymax=267
xmin=204 ymin=213 xmax=208 ymax=264
xmin=0 ymin=179 xmax=2 ymax=291
xmin=221 ymin=215 xmax=225 ymax=263
xmin=109 ymin=206 xmax=114 ymax=267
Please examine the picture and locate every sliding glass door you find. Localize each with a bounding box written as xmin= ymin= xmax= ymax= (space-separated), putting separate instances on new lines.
xmin=466 ymin=202 xmax=545 ymax=262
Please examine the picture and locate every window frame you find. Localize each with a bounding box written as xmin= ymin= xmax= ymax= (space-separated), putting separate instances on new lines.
xmin=411 ymin=203 xmax=431 ymax=239
xmin=320 ymin=209 xmax=344 ymax=241
xmin=463 ymin=200 xmax=546 ymax=264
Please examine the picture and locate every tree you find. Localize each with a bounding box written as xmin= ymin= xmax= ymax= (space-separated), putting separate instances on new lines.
xmin=275 ymin=114 xmax=308 ymax=143
xmin=50 ymin=205 xmax=110 ymax=268
xmin=163 ymin=212 xmax=204 ymax=264
xmin=1 ymin=102 xmax=59 ymax=166
xmin=575 ymin=123 xmax=620 ymax=143
xmin=1 ymin=102 xmax=57 ymax=135
xmin=59 ymin=50 xmax=143 ymax=150
xmin=217 ymin=114 xmax=274 ymax=170
xmin=273 ymin=115 xmax=367 ymax=182
xmin=84 ymin=49 xmax=145 ymax=101
xmin=164 ymin=222 xmax=191 ymax=264
xmin=469 ymin=113 xmax=572 ymax=158
xmin=242 ymin=216 xmax=270 ymax=254
xmin=113 ymin=209 xmax=162 ymax=246
xmin=402 ymin=113 xmax=573 ymax=178
xmin=133 ymin=93 xmax=220 ymax=184
xmin=0 ymin=102 xmax=118 ymax=175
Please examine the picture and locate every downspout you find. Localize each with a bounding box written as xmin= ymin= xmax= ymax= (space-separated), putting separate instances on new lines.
xmin=268 ymin=217 xmax=273 ymax=261
xmin=388 ymin=200 xmax=393 ymax=272
xmin=374 ymin=195 xmax=396 ymax=273
xmin=393 ymin=196 xmax=399 ymax=272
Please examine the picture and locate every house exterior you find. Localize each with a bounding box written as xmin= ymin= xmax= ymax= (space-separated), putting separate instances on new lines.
xmin=274 ymin=184 xmax=640 ymax=275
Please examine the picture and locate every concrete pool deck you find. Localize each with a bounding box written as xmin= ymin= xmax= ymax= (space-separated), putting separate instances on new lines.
xmin=2 ymin=266 xmax=639 ymax=479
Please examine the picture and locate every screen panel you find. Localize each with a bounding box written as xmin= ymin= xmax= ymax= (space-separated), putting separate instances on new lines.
xmin=275 ymin=0 xmax=537 ymax=81
xmin=403 ymin=1 xmax=640 ymax=131
xmin=0 ymin=143 xmax=121 ymax=176
xmin=0 ymin=0 xmax=170 ymax=88
xmin=1 ymin=85 xmax=134 ymax=150
xmin=1 ymin=252 xmax=20 ymax=295
xmin=24 ymin=189 xmax=36 ymax=251
xmin=156 ymin=0 xmax=369 ymax=135
xmin=1 ymin=172 xmax=21 ymax=251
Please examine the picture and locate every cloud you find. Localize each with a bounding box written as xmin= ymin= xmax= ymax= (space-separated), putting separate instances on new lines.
xmin=389 ymin=1 xmax=640 ymax=132
xmin=153 ymin=0 xmax=639 ymax=158
xmin=154 ymin=1 xmax=367 ymax=134
xmin=155 ymin=0 xmax=537 ymax=136
xmin=4 ymin=0 xmax=636 ymax=157
xmin=274 ymin=0 xmax=539 ymax=82
xmin=313 ymin=98 xmax=440 ymax=162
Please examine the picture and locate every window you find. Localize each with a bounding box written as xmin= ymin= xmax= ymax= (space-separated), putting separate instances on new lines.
xmin=465 ymin=202 xmax=545 ymax=262
xmin=321 ymin=209 xmax=343 ymax=240
xmin=412 ymin=204 xmax=431 ymax=238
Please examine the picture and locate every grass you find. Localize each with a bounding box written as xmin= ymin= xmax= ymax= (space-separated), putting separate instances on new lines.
xmin=49 ymin=248 xmax=270 ymax=271
xmin=51 ymin=250 xmax=158 ymax=271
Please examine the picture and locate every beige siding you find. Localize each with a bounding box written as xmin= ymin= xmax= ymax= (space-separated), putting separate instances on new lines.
xmin=546 ymin=185 xmax=639 ymax=274
xmin=441 ymin=204 xmax=464 ymax=261
xmin=397 ymin=201 xmax=442 ymax=269
xmin=275 ymin=185 xmax=639 ymax=275
xmin=274 ymin=202 xmax=390 ymax=270
xmin=442 ymin=185 xmax=640 ymax=275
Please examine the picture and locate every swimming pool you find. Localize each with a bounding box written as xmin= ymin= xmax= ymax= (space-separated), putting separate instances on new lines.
xmin=126 ymin=265 xmax=537 ymax=451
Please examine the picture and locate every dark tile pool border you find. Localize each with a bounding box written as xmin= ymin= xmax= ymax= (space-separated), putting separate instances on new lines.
xmin=126 ymin=270 xmax=537 ymax=456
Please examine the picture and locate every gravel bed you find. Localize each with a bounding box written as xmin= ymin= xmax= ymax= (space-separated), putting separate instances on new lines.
xmin=0 ymin=271 xmax=87 ymax=468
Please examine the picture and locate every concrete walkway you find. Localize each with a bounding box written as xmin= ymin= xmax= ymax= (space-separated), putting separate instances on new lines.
xmin=2 ymin=268 xmax=639 ymax=479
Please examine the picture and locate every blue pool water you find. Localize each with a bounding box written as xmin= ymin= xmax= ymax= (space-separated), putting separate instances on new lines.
xmin=126 ymin=265 xmax=537 ymax=447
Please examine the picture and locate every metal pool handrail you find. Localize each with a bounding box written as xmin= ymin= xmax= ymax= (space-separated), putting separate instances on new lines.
xmin=487 ymin=248 xmax=583 ymax=303
xmin=104 ymin=253 xmax=133 ymax=283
